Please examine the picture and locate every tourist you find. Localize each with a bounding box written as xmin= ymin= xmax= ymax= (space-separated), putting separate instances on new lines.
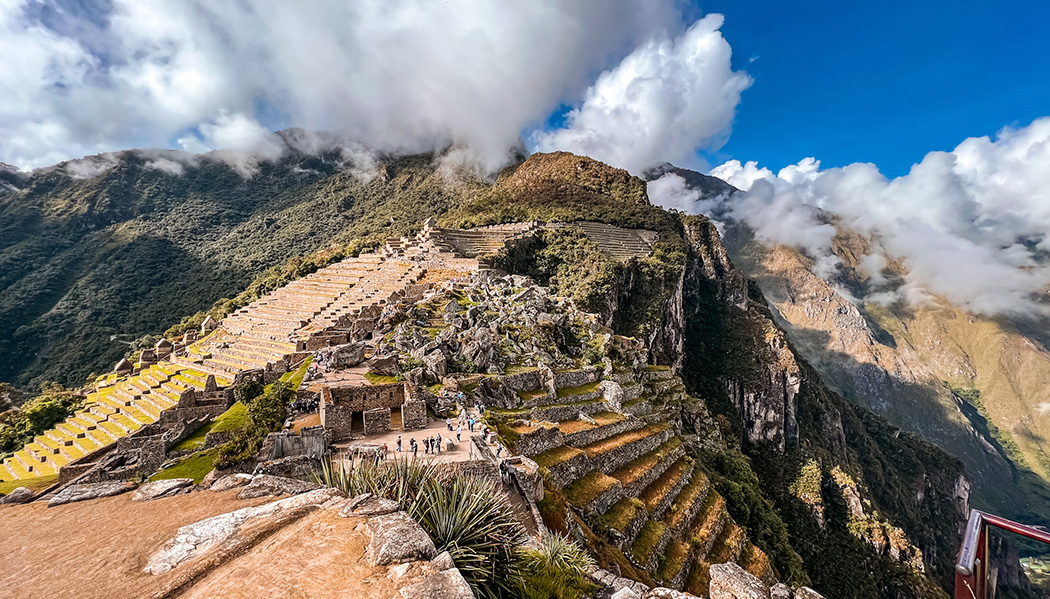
xmin=456 ymin=424 xmax=462 ymax=442
xmin=496 ymin=444 xmax=503 ymax=458
xmin=396 ymin=435 xmax=402 ymax=452
xmin=436 ymin=434 xmax=442 ymax=453
xmin=468 ymin=416 xmax=475 ymax=432
xmin=410 ymin=437 xmax=417 ymax=458
xmin=424 ymin=437 xmax=430 ymax=454
xmin=446 ymin=417 xmax=452 ymax=431
xmin=381 ymin=444 xmax=388 ymax=460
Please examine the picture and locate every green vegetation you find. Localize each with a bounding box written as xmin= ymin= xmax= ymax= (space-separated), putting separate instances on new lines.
xmin=0 ymin=150 xmax=486 ymax=390
xmin=171 ymin=402 xmax=248 ymax=452
xmin=515 ymin=530 xmax=597 ymax=599
xmin=364 ymin=372 xmax=399 ymax=385
xmin=631 ymin=519 xmax=666 ymax=563
xmin=555 ymin=380 xmax=601 ymax=399
xmin=0 ymin=473 xmax=57 ymax=495
xmin=281 ymin=357 xmax=312 ymax=390
xmin=213 ymin=380 xmax=295 ymax=469
xmin=315 ymin=459 xmax=528 ymax=599
xmin=0 ymin=383 xmax=82 ymax=457
xmin=151 ymin=448 xmax=219 ymax=483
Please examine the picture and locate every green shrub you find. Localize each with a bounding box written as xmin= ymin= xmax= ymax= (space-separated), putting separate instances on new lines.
xmin=515 ymin=530 xmax=597 ymax=599
xmin=233 ymin=378 xmax=264 ymax=404
xmin=314 ymin=459 xmax=528 ymax=598
xmin=0 ymin=382 xmax=82 ymax=455
xmin=213 ymin=381 xmax=295 ymax=469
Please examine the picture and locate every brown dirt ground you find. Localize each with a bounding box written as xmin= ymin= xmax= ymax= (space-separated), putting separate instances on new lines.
xmin=0 ymin=490 xmax=435 ymax=599
xmin=180 ymin=509 xmax=431 ymax=599
xmin=0 ymin=490 xmax=274 ymax=599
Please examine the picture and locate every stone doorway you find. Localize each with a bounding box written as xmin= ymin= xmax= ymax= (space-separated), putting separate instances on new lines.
xmin=390 ymin=407 xmax=404 ymax=431
xmin=350 ymin=411 xmax=365 ymax=436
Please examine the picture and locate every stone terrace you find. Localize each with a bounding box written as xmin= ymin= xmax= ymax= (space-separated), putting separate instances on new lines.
xmin=423 ymin=220 xmax=657 ymax=264
xmin=0 ymin=363 xmax=230 ymax=482
xmin=492 ymin=365 xmax=773 ymax=596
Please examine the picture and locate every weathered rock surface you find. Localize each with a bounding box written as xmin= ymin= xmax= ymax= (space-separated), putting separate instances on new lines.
xmin=236 ymin=474 xmax=322 ymax=499
xmin=209 ymin=473 xmax=254 ymax=491
xmin=132 ymin=478 xmax=194 ymax=501
xmin=331 ymin=341 xmax=368 ymax=367
xmin=770 ymin=583 xmax=793 ymax=599
xmin=794 ymin=588 xmax=825 ymax=599
xmin=709 ymin=562 xmax=770 ymax=599
xmin=0 ymin=486 xmax=34 ymax=504
xmin=365 ymin=511 xmax=438 ymax=565
xmin=430 ymin=551 xmax=456 ymax=572
xmin=340 ymin=493 xmax=400 ymax=517
xmin=399 ymin=568 xmax=473 ymax=599
xmin=145 ymin=487 xmax=342 ymax=574
xmin=644 ymin=588 xmax=699 ymax=598
xmin=48 ymin=481 xmax=136 ymax=507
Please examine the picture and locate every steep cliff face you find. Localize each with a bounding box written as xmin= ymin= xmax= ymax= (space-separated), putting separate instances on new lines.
xmin=675 ymin=214 xmax=970 ymax=598
xmin=721 ymin=222 xmax=1050 ymax=523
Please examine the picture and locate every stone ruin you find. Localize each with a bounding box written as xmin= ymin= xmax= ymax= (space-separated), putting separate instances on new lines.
xmin=320 ymin=383 xmax=428 ymax=438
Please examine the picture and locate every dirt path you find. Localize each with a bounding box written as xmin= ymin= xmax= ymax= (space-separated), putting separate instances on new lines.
xmin=0 ymin=490 xmax=273 ymax=599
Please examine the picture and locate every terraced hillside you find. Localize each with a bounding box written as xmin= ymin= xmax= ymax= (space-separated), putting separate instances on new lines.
xmin=0 ymin=237 xmax=475 ymax=484
xmin=489 ymin=364 xmax=771 ymax=596
xmin=1 ymin=363 xmax=229 ymax=481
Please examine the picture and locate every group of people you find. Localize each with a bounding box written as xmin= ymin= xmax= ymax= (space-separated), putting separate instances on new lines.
xmin=289 ymin=394 xmax=319 ymax=415
xmin=445 ymin=409 xmax=481 ymax=442
xmin=395 ymin=433 xmax=446 ymax=457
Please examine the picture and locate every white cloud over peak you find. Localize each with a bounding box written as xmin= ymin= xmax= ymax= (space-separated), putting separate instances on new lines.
xmin=671 ymin=117 xmax=1050 ymax=316
xmin=534 ymin=14 xmax=752 ymax=174
xmin=0 ymin=0 xmax=688 ymax=173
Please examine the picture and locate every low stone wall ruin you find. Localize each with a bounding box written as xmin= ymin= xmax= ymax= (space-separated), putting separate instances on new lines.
xmin=364 ymin=408 xmax=391 ymax=435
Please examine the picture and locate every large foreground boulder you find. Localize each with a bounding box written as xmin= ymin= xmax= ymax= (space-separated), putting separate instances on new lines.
xmin=365 ymin=511 xmax=437 ymax=565
xmin=340 ymin=493 xmax=400 ymax=517
xmin=330 ymin=341 xmax=368 ymax=367
xmin=709 ymin=562 xmax=770 ymax=599
xmin=236 ymin=474 xmax=322 ymax=499
xmin=0 ymin=486 xmax=35 ymax=505
xmin=400 ymin=568 xmax=473 ymax=599
xmin=146 ymin=487 xmax=343 ymax=574
xmin=209 ymin=473 xmax=254 ymax=492
xmin=48 ymin=481 xmax=136 ymax=507
xmin=132 ymin=478 xmax=194 ymax=501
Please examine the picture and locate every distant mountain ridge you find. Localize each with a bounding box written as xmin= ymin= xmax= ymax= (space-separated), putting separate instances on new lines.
xmin=650 ymin=164 xmax=1050 ymax=523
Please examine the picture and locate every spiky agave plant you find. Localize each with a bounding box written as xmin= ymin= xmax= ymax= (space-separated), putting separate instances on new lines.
xmin=410 ymin=473 xmax=529 ymax=599
xmin=312 ymin=458 xmax=439 ymax=510
xmin=515 ymin=530 xmax=596 ymax=599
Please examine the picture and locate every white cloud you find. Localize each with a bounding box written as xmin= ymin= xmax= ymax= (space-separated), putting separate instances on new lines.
xmin=698 ymin=118 xmax=1050 ymax=316
xmin=0 ymin=0 xmax=685 ymax=173
xmin=534 ymin=14 xmax=752 ymax=174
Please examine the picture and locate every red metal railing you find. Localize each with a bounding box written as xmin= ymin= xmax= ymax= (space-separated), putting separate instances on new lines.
xmin=955 ymin=509 xmax=1050 ymax=598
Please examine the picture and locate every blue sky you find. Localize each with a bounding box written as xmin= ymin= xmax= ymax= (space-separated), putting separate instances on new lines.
xmin=3 ymin=0 xmax=1048 ymax=177
xmin=693 ymin=0 xmax=1050 ymax=177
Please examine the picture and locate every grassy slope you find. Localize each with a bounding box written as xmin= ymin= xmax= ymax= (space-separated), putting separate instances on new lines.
xmin=0 ymin=151 xmax=484 ymax=390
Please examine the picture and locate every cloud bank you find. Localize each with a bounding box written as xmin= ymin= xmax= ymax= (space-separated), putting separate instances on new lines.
xmin=653 ymin=118 xmax=1050 ymax=316
xmin=1 ymin=0 xmax=694 ymax=173
xmin=534 ymin=14 xmax=751 ymax=174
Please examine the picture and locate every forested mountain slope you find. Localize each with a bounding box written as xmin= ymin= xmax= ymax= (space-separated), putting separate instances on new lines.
xmin=0 ymin=143 xmax=486 ymax=389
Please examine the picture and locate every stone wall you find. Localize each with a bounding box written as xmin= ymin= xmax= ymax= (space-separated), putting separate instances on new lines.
xmin=402 ymin=400 xmax=427 ymax=430
xmin=553 ymin=367 xmax=600 ymax=389
xmin=501 ymin=369 xmax=544 ymax=392
xmin=262 ymin=427 xmax=330 ymax=461
xmin=364 ymin=408 xmax=392 ymax=435
xmin=514 ymin=424 xmax=562 ymax=456
xmin=326 ymin=382 xmax=407 ymax=412
xmin=320 ymin=388 xmax=353 ymax=438
xmin=303 ymin=333 xmax=350 ymax=351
